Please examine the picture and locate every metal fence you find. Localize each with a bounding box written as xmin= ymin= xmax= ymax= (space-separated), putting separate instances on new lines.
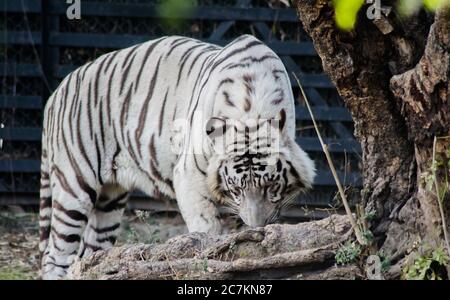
xmin=0 ymin=0 xmax=362 ymax=221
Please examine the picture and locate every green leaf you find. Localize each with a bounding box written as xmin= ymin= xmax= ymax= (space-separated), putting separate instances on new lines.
xmin=397 ymin=0 xmax=423 ymax=16
xmin=335 ymin=241 xmax=362 ymax=265
xmin=364 ymin=211 xmax=376 ymax=221
xmin=423 ymin=0 xmax=447 ymax=11
xmin=158 ymin=0 xmax=196 ymax=28
xmin=332 ymin=0 xmax=365 ymax=31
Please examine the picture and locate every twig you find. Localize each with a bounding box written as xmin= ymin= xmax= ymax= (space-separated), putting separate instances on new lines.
xmin=432 ymin=136 xmax=450 ymax=255
xmin=292 ymin=72 xmax=366 ymax=246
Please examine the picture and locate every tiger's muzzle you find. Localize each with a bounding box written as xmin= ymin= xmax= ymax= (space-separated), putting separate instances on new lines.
xmin=239 ymin=189 xmax=277 ymax=227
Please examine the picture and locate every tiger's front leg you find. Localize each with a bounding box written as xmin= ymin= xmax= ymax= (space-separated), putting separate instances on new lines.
xmin=173 ymin=164 xmax=222 ymax=234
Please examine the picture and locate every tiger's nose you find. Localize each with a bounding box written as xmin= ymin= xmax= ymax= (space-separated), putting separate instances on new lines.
xmin=239 ymin=190 xmax=266 ymax=227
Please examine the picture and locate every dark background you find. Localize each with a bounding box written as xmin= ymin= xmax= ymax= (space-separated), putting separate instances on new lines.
xmin=0 ymin=0 xmax=362 ymax=223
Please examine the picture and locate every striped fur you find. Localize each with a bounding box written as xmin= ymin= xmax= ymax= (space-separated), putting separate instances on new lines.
xmin=39 ymin=35 xmax=315 ymax=279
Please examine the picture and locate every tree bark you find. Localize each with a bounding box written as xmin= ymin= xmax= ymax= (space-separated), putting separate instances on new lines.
xmin=294 ymin=0 xmax=449 ymax=277
xmin=68 ymin=215 xmax=362 ymax=280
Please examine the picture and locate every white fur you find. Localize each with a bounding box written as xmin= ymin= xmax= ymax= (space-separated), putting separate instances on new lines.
xmin=40 ymin=35 xmax=316 ymax=279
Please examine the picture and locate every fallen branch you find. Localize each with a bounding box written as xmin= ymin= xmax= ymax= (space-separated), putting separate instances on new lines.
xmin=68 ymin=214 xmax=360 ymax=280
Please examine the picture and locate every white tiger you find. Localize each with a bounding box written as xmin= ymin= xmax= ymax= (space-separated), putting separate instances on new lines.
xmin=39 ymin=35 xmax=316 ymax=279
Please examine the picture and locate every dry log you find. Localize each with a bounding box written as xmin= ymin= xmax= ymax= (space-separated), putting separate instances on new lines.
xmin=68 ymin=214 xmax=361 ymax=280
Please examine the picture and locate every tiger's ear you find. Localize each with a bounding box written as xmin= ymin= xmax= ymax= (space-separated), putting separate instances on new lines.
xmin=286 ymin=138 xmax=316 ymax=190
xmin=270 ymin=108 xmax=286 ymax=133
xmin=206 ymin=117 xmax=228 ymax=140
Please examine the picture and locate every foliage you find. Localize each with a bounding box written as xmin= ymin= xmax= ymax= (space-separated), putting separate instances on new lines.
xmin=362 ymin=229 xmax=374 ymax=244
xmin=332 ymin=0 xmax=365 ymax=31
xmin=158 ymin=0 xmax=196 ymax=28
xmin=377 ymin=250 xmax=391 ymax=272
xmin=397 ymin=0 xmax=449 ymax=15
xmin=423 ymin=0 xmax=446 ymax=10
xmin=402 ymin=248 xmax=449 ymax=280
xmin=425 ymin=146 xmax=449 ymax=200
xmin=333 ymin=0 xmax=449 ymax=31
xmin=335 ymin=241 xmax=362 ymax=265
xmin=363 ymin=211 xmax=376 ymax=221
xmin=425 ymin=136 xmax=450 ymax=256
xmin=0 ymin=266 xmax=35 ymax=280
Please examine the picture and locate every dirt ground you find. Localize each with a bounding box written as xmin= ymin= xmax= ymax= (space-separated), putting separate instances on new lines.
xmin=0 ymin=212 xmax=40 ymax=279
xmin=1 ymin=202 xmax=292 ymax=280
xmin=0 ymin=207 xmax=191 ymax=280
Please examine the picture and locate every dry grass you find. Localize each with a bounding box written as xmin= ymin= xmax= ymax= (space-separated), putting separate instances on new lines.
xmin=0 ymin=210 xmax=189 ymax=280
xmin=0 ymin=213 xmax=40 ymax=280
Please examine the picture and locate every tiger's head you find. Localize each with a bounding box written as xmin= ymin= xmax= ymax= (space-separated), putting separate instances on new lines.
xmin=206 ymin=110 xmax=316 ymax=227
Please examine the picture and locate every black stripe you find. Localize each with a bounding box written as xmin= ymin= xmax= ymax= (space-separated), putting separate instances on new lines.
xmin=135 ymin=55 xmax=163 ymax=158
xmin=80 ymin=61 xmax=94 ymax=81
xmin=83 ymin=242 xmax=102 ymax=252
xmin=95 ymin=137 xmax=104 ymax=185
xmin=70 ymin=70 xmax=82 ymax=120
xmin=57 ymin=80 xmax=70 ymax=151
xmin=95 ymin=193 xmax=128 ymax=213
xmin=223 ymin=91 xmax=235 ymax=107
xmin=194 ymin=155 xmax=207 ymax=176
xmin=39 ymin=225 xmax=50 ymax=242
xmin=52 ymin=228 xmax=81 ymax=243
xmin=44 ymin=262 xmax=71 ymax=269
xmin=54 ymin=214 xmax=82 ymax=229
xmin=87 ymin=81 xmax=94 ymax=140
xmin=186 ymin=52 xmax=217 ymax=126
xmin=121 ymin=44 xmax=140 ymax=69
xmin=120 ymin=50 xmax=139 ymax=95
xmin=119 ymin=83 xmax=133 ymax=142
xmin=135 ymin=37 xmax=166 ymax=92
xmin=106 ymin=64 xmax=118 ymax=126
xmin=76 ymin=97 xmax=96 ymax=178
xmin=210 ymin=40 xmax=263 ymax=75
xmin=187 ymin=43 xmax=247 ymax=129
xmin=176 ymin=43 xmax=204 ymax=86
xmin=187 ymin=49 xmax=214 ymax=76
xmin=216 ymin=78 xmax=234 ymax=92
xmin=98 ymin=97 xmax=106 ymax=152
xmin=52 ymin=165 xmax=77 ymax=198
xmin=96 ymin=236 xmax=117 ymax=244
xmin=103 ymin=50 xmax=121 ymax=74
xmin=61 ymin=131 xmax=98 ymax=204
xmin=165 ymin=38 xmax=192 ymax=58
xmin=221 ymin=54 xmax=278 ymax=71
xmin=68 ymin=71 xmax=80 ymax=145
xmin=286 ymin=161 xmax=301 ymax=182
xmin=39 ymin=196 xmax=51 ymax=210
xmin=93 ymin=55 xmax=109 ymax=107
xmin=158 ymin=89 xmax=169 ymax=136
xmin=126 ymin=131 xmax=141 ymax=171
xmin=90 ymin=223 xmax=120 ymax=234
xmin=53 ymin=201 xmax=89 ymax=223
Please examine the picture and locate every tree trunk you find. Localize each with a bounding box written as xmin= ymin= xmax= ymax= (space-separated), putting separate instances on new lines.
xmin=294 ymin=0 xmax=449 ymax=278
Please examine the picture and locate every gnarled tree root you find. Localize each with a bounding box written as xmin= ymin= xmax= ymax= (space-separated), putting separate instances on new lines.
xmin=68 ymin=214 xmax=362 ymax=280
